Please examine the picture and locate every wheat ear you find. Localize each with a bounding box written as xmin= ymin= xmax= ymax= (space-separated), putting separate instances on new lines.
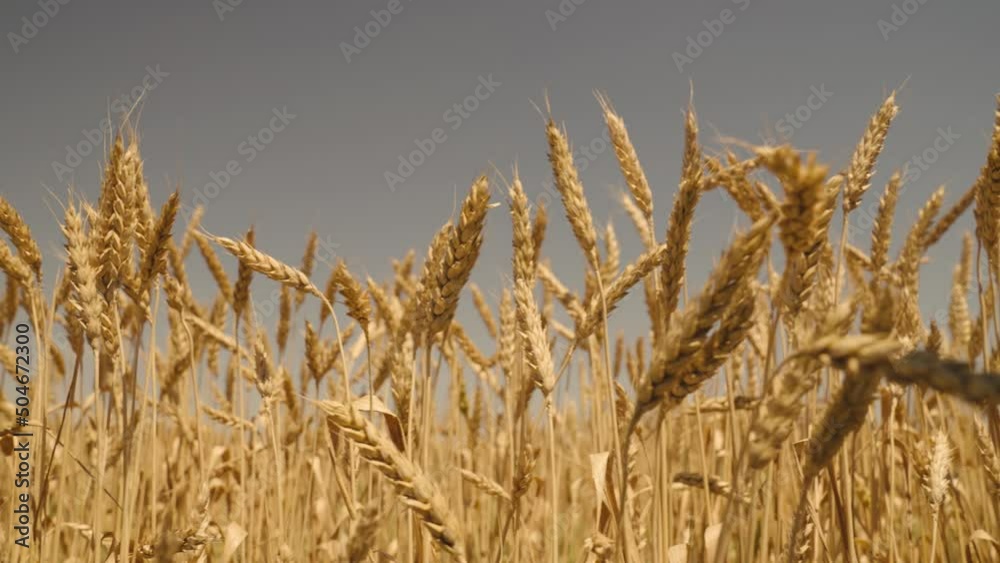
xmin=575 ymin=242 xmax=669 ymax=340
xmin=636 ymin=214 xmax=774 ymax=414
xmin=137 ymin=190 xmax=180 ymax=296
xmin=425 ymin=175 xmax=491 ymax=336
xmin=546 ymin=117 xmax=600 ymax=267
xmin=0 ymin=196 xmax=42 ymax=278
xmin=660 ymin=103 xmax=702 ymax=322
xmin=231 ymin=226 xmax=255 ymax=319
xmin=213 ymin=233 xmax=316 ymax=293
xmin=870 ymin=172 xmax=902 ymax=275
xmin=333 ymin=260 xmax=371 ymax=336
xmin=887 ymin=350 xmax=1000 ymax=404
xmin=95 ymin=135 xmax=134 ymax=291
xmin=598 ymin=93 xmax=653 ymax=222
xmin=926 ymin=182 xmax=976 ymax=249
xmin=974 ymin=417 xmax=1000 ymax=497
xmin=62 ymin=200 xmax=103 ymax=345
xmin=843 ymin=91 xmax=898 ymax=212
xmin=748 ymin=300 xmax=856 ymax=468
xmin=948 ymin=234 xmax=973 ymax=355
xmin=195 ymin=232 xmax=233 ymax=302
xmin=319 ymin=400 xmax=467 ymax=561
xmin=974 ymin=95 xmax=1000 ymax=269
xmin=296 ymin=231 xmax=318 ymax=309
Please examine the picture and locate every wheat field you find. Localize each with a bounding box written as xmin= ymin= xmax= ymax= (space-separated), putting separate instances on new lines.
xmin=1 ymin=91 xmax=999 ymax=562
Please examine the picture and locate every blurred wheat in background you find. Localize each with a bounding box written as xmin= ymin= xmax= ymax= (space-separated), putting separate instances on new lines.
xmin=1 ymin=92 xmax=1000 ymax=562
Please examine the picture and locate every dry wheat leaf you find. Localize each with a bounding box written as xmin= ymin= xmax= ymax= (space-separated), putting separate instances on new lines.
xmin=667 ymin=543 xmax=687 ymax=563
xmin=222 ymin=522 xmax=247 ymax=562
xmin=589 ymin=451 xmax=611 ymax=513
xmin=353 ymin=394 xmax=406 ymax=452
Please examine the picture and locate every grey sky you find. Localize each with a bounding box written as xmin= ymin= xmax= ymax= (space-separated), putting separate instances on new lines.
xmin=2 ymin=0 xmax=999 ymax=348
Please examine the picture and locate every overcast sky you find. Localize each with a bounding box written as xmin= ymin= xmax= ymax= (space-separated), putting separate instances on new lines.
xmin=2 ymin=0 xmax=999 ymax=349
